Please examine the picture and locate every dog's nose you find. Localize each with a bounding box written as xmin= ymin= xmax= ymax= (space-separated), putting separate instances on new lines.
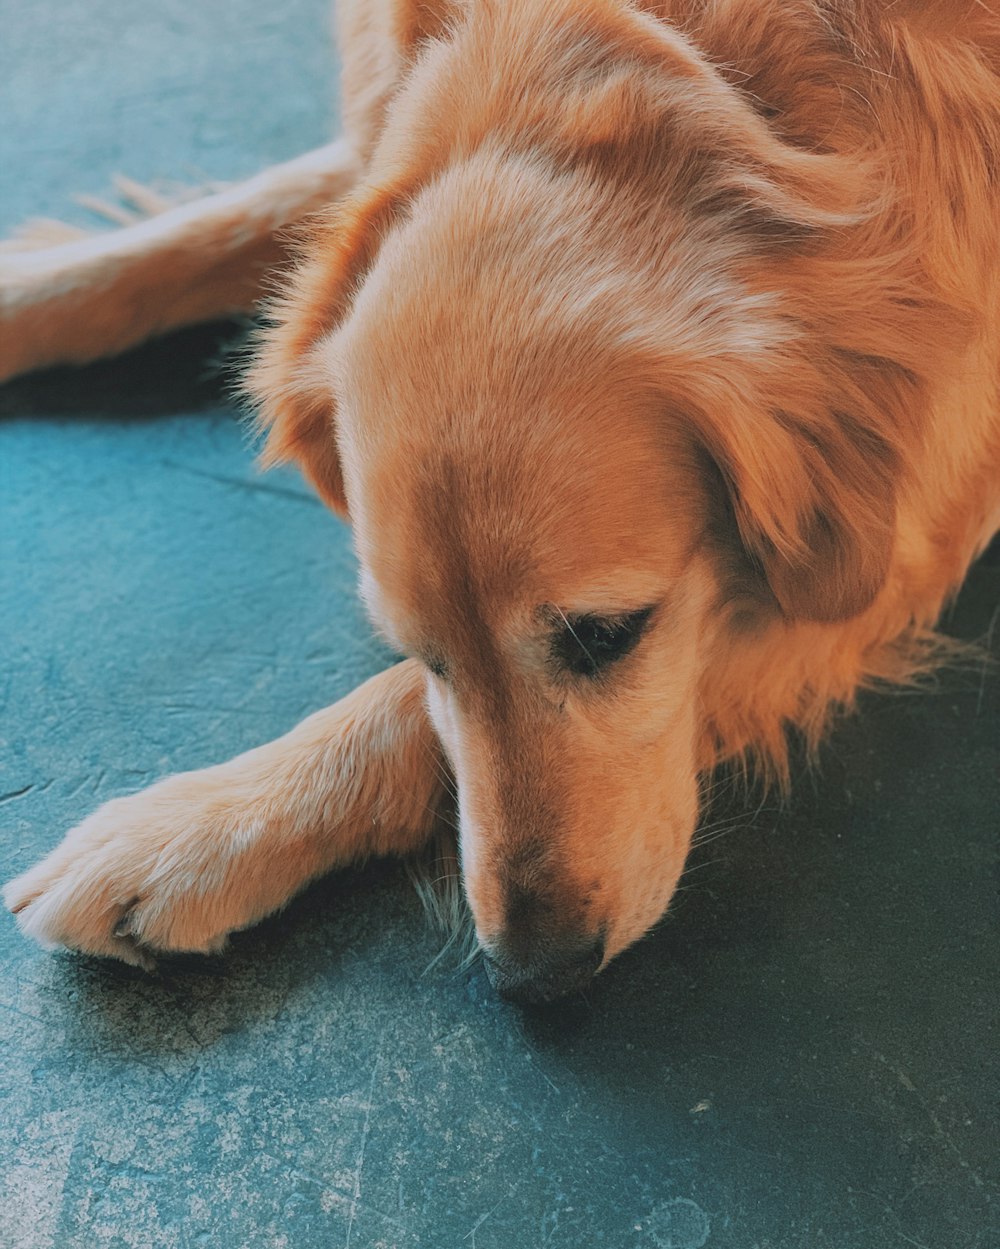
xmin=482 ymin=933 xmax=605 ymax=1004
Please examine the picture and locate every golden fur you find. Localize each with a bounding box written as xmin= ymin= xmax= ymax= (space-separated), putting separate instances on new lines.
xmin=5 ymin=0 xmax=999 ymax=999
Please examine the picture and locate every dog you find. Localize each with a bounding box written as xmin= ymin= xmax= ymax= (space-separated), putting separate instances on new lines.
xmin=4 ymin=0 xmax=999 ymax=1003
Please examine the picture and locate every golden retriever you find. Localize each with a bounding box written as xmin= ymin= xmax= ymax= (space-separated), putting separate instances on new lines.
xmin=4 ymin=0 xmax=1000 ymax=1003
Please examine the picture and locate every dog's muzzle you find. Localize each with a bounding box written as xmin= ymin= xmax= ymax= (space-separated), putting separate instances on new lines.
xmin=481 ymin=933 xmax=605 ymax=1004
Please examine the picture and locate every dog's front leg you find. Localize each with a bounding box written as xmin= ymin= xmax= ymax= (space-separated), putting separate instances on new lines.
xmin=0 ymin=139 xmax=361 ymax=382
xmin=3 ymin=661 xmax=444 ymax=968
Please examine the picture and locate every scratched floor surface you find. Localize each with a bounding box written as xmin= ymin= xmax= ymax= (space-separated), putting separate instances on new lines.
xmin=1 ymin=4 xmax=998 ymax=1248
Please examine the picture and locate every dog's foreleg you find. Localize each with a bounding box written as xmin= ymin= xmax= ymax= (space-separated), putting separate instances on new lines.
xmin=2 ymin=661 xmax=444 ymax=967
xmin=0 ymin=140 xmax=361 ymax=383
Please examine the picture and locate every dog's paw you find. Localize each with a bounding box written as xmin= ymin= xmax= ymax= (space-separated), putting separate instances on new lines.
xmin=3 ymin=781 xmax=246 ymax=969
xmin=0 ymin=218 xmax=92 ymax=254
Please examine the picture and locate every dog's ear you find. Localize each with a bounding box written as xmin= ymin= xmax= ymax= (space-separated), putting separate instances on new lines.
xmin=545 ymin=4 xmax=904 ymax=621
xmin=244 ymin=185 xmax=406 ymax=517
xmin=245 ymin=3 xmax=461 ymax=515
xmin=394 ymin=0 xmax=461 ymax=55
xmin=687 ymin=368 xmax=904 ymax=622
xmin=545 ymin=2 xmax=863 ymax=241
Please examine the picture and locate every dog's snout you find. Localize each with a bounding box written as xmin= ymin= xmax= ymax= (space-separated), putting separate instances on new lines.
xmin=479 ymin=877 xmax=606 ymax=1003
xmin=482 ymin=932 xmax=605 ymax=1004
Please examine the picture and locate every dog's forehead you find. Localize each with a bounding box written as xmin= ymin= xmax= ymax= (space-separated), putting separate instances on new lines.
xmin=349 ymin=398 xmax=688 ymax=647
xmin=329 ymin=153 xmax=656 ymax=417
xmin=327 ymin=162 xmax=699 ymax=636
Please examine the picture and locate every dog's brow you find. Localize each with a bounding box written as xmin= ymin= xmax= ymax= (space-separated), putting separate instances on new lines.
xmin=544 ymin=573 xmax=670 ymax=620
xmin=545 ymin=591 xmax=666 ymax=623
xmin=550 ymin=603 xmax=656 ymax=624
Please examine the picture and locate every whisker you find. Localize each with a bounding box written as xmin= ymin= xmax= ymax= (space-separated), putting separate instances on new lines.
xmin=422 ymin=799 xmax=460 ymax=834
xmin=425 ymin=871 xmax=463 ymax=889
xmin=689 ymin=814 xmax=751 ymax=847
xmin=555 ymin=605 xmax=596 ymax=670
xmin=679 ymin=856 xmax=727 ymax=877
xmin=422 ymin=744 xmax=457 ymax=795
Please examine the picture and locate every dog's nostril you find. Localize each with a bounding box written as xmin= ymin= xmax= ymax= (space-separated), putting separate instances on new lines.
xmin=482 ymin=933 xmax=605 ymax=1005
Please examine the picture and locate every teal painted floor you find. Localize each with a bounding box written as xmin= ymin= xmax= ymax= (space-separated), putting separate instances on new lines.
xmin=2 ymin=4 xmax=998 ymax=1247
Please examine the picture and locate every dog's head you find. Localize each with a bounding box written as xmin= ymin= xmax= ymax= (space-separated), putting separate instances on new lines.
xmin=247 ymin=1 xmax=941 ymax=1000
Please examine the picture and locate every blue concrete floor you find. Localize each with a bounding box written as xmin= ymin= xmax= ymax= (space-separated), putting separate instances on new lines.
xmin=1 ymin=4 xmax=998 ymax=1248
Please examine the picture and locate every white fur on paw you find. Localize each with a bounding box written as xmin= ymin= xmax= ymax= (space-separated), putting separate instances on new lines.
xmin=0 ymin=218 xmax=92 ymax=254
xmin=4 ymin=867 xmax=157 ymax=971
xmin=3 ymin=789 xmax=243 ymax=968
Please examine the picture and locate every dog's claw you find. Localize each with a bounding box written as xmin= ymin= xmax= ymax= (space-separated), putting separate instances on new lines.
xmin=113 ymin=896 xmax=143 ymax=939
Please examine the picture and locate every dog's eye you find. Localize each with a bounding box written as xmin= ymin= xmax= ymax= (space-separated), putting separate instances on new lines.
xmin=553 ymin=607 xmax=653 ymax=678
